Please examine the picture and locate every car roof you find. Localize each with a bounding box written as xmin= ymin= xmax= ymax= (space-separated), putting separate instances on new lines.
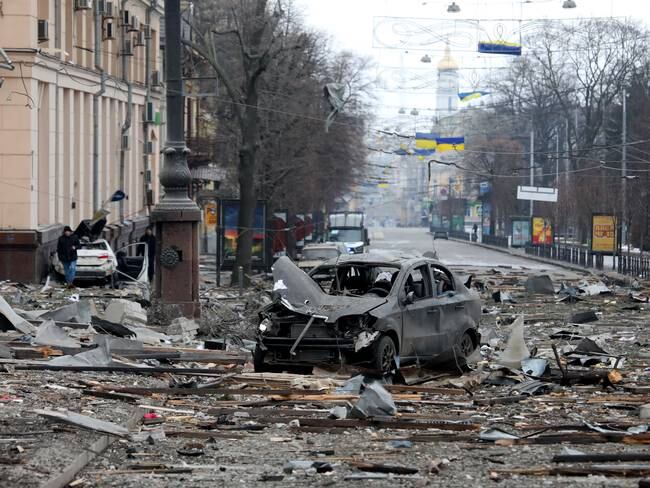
xmin=317 ymin=252 xmax=443 ymax=268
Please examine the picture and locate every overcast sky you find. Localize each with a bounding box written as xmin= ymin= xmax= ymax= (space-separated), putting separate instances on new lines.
xmin=294 ymin=0 xmax=650 ymax=129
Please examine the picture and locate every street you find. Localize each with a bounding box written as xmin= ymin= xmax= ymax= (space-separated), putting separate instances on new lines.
xmin=371 ymin=227 xmax=570 ymax=271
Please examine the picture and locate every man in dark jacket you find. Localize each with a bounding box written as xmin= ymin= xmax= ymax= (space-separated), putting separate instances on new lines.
xmin=138 ymin=227 xmax=156 ymax=281
xmin=57 ymin=226 xmax=80 ymax=287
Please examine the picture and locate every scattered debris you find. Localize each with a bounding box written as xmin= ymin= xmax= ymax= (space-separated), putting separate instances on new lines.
xmin=525 ymin=274 xmax=555 ymax=295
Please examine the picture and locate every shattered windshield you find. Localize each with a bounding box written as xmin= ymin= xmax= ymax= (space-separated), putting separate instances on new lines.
xmin=312 ymin=264 xmax=400 ymax=296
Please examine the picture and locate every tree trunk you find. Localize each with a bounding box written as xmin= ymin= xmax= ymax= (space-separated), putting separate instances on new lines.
xmin=231 ymin=92 xmax=259 ymax=286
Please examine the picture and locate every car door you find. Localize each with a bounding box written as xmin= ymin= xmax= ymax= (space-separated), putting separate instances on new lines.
xmin=115 ymin=242 xmax=148 ymax=283
xmin=431 ymin=263 xmax=465 ymax=354
xmin=399 ymin=263 xmax=438 ymax=360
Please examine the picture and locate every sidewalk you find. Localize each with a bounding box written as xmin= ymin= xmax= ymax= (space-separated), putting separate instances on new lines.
xmin=450 ymin=237 xmax=634 ymax=282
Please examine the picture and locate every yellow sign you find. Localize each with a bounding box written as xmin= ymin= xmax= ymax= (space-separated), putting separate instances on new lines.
xmin=204 ymin=202 xmax=218 ymax=228
xmin=592 ymin=215 xmax=616 ymax=254
xmin=531 ymin=217 xmax=552 ymax=246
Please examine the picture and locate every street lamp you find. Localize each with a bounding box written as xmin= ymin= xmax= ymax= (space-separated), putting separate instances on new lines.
xmin=447 ymin=2 xmax=461 ymax=13
xmin=562 ymin=0 xmax=576 ymax=8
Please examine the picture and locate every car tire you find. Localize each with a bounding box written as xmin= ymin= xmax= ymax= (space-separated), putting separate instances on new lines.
xmin=371 ymin=335 xmax=397 ymax=373
xmin=253 ymin=346 xmax=273 ymax=372
xmin=458 ymin=331 xmax=476 ymax=359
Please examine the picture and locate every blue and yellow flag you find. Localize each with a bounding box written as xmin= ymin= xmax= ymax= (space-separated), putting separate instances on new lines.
xmin=416 ymin=132 xmax=437 ymax=150
xmin=478 ymin=40 xmax=521 ymax=56
xmin=458 ymin=91 xmax=489 ymax=102
xmin=435 ymin=137 xmax=465 ymax=152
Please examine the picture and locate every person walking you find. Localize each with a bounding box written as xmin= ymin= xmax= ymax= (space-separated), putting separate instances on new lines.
xmin=57 ymin=226 xmax=80 ymax=288
xmin=139 ymin=226 xmax=156 ymax=281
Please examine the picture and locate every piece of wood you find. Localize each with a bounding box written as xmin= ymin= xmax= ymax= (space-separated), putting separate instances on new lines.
xmin=40 ymin=407 xmax=144 ymax=488
xmin=553 ymin=453 xmax=650 ymax=463
xmin=34 ymin=409 xmax=130 ymax=437
xmin=351 ymin=462 xmax=418 ymax=475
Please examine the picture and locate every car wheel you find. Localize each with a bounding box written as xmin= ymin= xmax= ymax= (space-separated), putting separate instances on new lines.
xmin=253 ymin=346 xmax=271 ymax=372
xmin=458 ymin=331 xmax=476 ymax=358
xmin=372 ymin=335 xmax=397 ymax=373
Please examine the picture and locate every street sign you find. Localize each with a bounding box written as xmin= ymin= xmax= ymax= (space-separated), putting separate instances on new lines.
xmin=517 ymin=186 xmax=558 ymax=203
xmin=591 ymin=214 xmax=616 ymax=254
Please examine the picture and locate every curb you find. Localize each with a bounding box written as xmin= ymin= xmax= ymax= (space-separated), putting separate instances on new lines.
xmin=446 ymin=237 xmax=596 ymax=275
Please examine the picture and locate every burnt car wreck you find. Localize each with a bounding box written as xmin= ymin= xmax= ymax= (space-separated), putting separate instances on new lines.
xmin=254 ymin=255 xmax=481 ymax=373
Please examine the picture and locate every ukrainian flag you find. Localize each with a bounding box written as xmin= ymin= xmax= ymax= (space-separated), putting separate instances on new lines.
xmin=478 ymin=40 xmax=521 ymax=56
xmin=458 ymin=91 xmax=489 ymax=102
xmin=415 ymin=132 xmax=437 ymax=150
xmin=435 ymin=137 xmax=465 ymax=152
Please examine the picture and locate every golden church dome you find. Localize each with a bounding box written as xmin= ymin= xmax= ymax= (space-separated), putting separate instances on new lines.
xmin=437 ymin=45 xmax=458 ymax=71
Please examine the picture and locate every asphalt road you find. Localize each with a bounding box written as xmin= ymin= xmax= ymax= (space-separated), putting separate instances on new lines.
xmin=370 ymin=226 xmax=568 ymax=271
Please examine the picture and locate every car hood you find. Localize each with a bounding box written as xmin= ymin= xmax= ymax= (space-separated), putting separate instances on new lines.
xmin=272 ymin=256 xmax=386 ymax=323
xmin=344 ymin=241 xmax=364 ymax=248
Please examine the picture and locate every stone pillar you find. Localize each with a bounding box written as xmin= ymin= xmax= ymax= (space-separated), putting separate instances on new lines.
xmin=150 ymin=0 xmax=201 ymax=323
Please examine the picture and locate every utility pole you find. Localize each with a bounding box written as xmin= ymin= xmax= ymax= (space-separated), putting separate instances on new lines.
xmin=529 ymin=125 xmax=534 ymax=218
xmin=92 ymin=3 xmax=105 ymax=213
xmin=622 ymin=88 xmax=628 ymax=252
xmin=555 ymin=128 xmax=559 ymax=243
xmin=151 ymin=0 xmax=201 ymax=321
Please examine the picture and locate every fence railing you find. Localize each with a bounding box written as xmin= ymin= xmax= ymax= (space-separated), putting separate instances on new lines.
xmin=482 ymin=235 xmax=509 ymax=248
xmin=617 ymin=253 xmax=650 ymax=278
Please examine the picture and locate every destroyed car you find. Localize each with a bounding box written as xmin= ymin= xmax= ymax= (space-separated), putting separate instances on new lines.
xmin=51 ymin=219 xmax=149 ymax=285
xmin=255 ymin=254 xmax=481 ymax=372
xmin=297 ymin=242 xmax=348 ymax=271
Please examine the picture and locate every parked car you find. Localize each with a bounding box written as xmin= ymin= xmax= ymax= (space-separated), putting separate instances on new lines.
xmin=255 ymin=254 xmax=481 ymax=373
xmin=51 ymin=219 xmax=149 ymax=285
xmin=297 ymin=242 xmax=347 ymax=271
xmin=433 ymin=230 xmax=449 ymax=240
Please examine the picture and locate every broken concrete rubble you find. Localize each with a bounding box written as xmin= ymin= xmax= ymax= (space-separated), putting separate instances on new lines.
xmin=103 ymin=299 xmax=147 ymax=327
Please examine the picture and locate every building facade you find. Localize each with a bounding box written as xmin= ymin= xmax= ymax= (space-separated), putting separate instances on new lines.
xmin=0 ymin=0 xmax=164 ymax=282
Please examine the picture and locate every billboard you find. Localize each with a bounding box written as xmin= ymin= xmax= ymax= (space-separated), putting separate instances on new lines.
xmin=511 ymin=218 xmax=531 ymax=247
xmin=591 ymin=214 xmax=616 ymax=254
xmin=221 ymin=200 xmax=267 ymax=267
xmin=531 ymin=217 xmax=553 ymax=246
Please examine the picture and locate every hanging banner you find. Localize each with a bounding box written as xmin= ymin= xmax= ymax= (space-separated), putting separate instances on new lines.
xmin=271 ymin=210 xmax=288 ymax=259
xmin=511 ymin=218 xmax=531 ymax=247
xmin=531 ymin=217 xmax=553 ymax=246
xmin=591 ymin=214 xmax=616 ymax=254
xmin=294 ymin=214 xmax=306 ymax=248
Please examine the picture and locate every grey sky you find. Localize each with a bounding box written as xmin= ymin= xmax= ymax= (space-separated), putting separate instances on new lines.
xmin=296 ymin=0 xmax=650 ymax=126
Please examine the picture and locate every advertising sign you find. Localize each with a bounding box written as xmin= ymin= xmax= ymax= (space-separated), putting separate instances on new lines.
xmin=531 ymin=217 xmax=553 ymax=246
xmin=294 ymin=214 xmax=305 ymax=248
xmin=591 ymin=214 xmax=616 ymax=254
xmin=221 ymin=200 xmax=267 ymax=267
xmin=204 ymin=202 xmax=218 ymax=229
xmin=511 ymin=218 xmax=531 ymax=247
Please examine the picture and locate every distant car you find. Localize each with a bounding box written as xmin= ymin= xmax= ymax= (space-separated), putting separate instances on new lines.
xmin=298 ymin=242 xmax=347 ymax=272
xmin=51 ymin=219 xmax=149 ymax=285
xmin=433 ymin=230 xmax=449 ymax=240
xmin=255 ymin=254 xmax=481 ymax=373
